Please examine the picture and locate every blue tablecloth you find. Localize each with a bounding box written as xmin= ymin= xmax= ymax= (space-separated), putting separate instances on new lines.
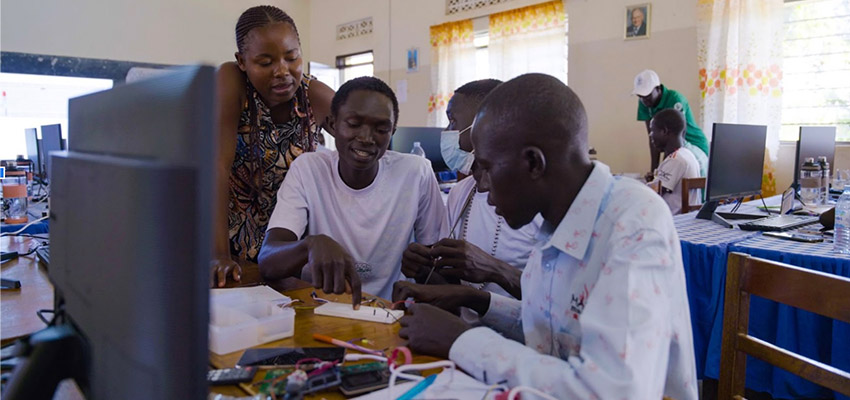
xmin=674 ymin=212 xmax=761 ymax=379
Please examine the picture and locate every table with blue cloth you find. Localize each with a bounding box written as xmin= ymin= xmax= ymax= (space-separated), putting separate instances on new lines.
xmin=674 ymin=211 xmax=761 ymax=379
xmin=677 ymin=206 xmax=850 ymax=399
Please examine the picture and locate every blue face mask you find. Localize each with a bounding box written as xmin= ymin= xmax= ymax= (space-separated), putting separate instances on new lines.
xmin=440 ymin=126 xmax=474 ymax=174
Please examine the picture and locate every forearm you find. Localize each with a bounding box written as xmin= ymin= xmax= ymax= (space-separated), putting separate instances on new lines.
xmin=214 ymin=171 xmax=232 ymax=258
xmin=257 ymin=235 xmax=313 ymax=281
xmin=462 ymin=288 xmax=491 ymax=316
xmin=492 ymin=266 xmax=522 ymax=300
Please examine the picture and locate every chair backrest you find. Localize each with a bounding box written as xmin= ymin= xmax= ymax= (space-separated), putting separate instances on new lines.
xmin=719 ymin=252 xmax=850 ymax=399
xmin=681 ymin=177 xmax=706 ymax=213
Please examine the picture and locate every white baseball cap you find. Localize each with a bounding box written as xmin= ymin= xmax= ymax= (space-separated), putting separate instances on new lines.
xmin=632 ymin=69 xmax=661 ymax=96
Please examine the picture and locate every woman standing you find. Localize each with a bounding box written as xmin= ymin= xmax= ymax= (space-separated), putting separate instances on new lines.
xmin=213 ymin=6 xmax=334 ymax=286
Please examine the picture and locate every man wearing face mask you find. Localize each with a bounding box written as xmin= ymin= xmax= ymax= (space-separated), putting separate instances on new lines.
xmin=400 ymin=79 xmax=541 ymax=306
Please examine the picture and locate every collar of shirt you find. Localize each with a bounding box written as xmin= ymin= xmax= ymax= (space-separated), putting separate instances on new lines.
xmin=540 ymin=161 xmax=613 ymax=259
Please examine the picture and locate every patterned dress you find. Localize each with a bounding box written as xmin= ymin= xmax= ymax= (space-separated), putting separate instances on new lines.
xmin=228 ymin=74 xmax=319 ymax=262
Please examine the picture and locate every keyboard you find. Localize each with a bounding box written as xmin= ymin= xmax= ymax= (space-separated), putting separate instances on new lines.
xmin=738 ymin=215 xmax=820 ymax=232
xmin=35 ymin=245 xmax=49 ymax=268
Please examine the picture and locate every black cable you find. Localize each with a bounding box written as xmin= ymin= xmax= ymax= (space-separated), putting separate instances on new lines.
xmin=17 ymin=244 xmax=42 ymax=257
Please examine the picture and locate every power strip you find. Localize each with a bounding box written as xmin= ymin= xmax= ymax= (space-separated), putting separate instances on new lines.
xmin=313 ymin=302 xmax=403 ymax=324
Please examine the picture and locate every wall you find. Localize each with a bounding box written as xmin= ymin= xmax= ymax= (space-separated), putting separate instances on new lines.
xmin=567 ymin=0 xmax=698 ymax=174
xmin=307 ymin=0 xmax=695 ymax=173
xmin=307 ymin=0 xmax=551 ymax=128
xmin=0 ymin=0 xmax=311 ymax=66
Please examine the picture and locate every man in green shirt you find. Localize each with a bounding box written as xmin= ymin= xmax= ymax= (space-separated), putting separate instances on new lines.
xmin=634 ymin=69 xmax=708 ymax=179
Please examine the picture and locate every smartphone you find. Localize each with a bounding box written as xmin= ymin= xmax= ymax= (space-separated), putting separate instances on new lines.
xmin=763 ymin=232 xmax=824 ymax=243
xmin=236 ymin=347 xmax=345 ymax=367
xmin=339 ymin=369 xmax=391 ymax=396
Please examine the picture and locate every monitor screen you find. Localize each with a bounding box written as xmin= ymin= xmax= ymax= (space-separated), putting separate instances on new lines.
xmin=705 ymin=123 xmax=767 ymax=201
xmin=40 ymin=124 xmax=63 ymax=181
xmin=24 ymin=128 xmax=40 ymax=177
xmin=389 ymin=127 xmax=448 ymax=171
xmin=794 ymin=126 xmax=836 ymax=187
xmin=45 ymin=66 xmax=214 ymax=399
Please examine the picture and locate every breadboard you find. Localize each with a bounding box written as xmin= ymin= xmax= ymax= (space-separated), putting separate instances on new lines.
xmin=313 ymin=302 xmax=403 ymax=324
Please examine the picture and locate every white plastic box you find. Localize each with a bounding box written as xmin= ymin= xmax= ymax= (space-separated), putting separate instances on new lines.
xmin=209 ymin=286 xmax=296 ymax=355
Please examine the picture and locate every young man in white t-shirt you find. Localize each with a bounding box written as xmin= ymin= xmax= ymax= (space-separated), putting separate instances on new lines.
xmin=258 ymin=77 xmax=447 ymax=303
xmin=648 ymin=108 xmax=701 ymax=215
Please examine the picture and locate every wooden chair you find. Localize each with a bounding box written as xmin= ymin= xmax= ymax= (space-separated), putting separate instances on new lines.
xmin=719 ymin=252 xmax=850 ymax=399
xmin=680 ymin=177 xmax=706 ymax=213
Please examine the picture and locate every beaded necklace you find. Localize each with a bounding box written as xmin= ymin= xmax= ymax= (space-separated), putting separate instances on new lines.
xmin=458 ymin=183 xmax=503 ymax=290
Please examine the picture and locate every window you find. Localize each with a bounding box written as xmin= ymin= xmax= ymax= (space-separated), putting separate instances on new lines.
xmin=781 ymin=0 xmax=850 ymax=141
xmin=0 ymin=73 xmax=113 ymax=160
xmin=336 ymin=51 xmax=374 ymax=85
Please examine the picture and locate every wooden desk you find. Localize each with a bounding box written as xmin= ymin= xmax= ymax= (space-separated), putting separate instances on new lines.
xmin=1 ymin=236 xmax=52 ymax=345
xmin=210 ymin=279 xmax=438 ymax=399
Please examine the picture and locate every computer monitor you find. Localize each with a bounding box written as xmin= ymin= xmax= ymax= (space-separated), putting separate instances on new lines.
xmin=40 ymin=124 xmax=63 ymax=181
xmin=5 ymin=66 xmax=215 ymax=399
xmin=793 ymin=126 xmax=836 ymax=189
xmin=390 ymin=127 xmax=448 ymax=171
xmin=696 ymin=123 xmax=767 ymax=220
xmin=24 ymin=128 xmax=40 ymax=177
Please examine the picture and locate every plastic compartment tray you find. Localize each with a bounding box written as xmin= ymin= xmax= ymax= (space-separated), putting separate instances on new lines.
xmin=209 ymin=286 xmax=295 ymax=355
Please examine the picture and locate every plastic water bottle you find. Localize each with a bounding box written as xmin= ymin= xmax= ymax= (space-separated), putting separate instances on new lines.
xmin=799 ymin=157 xmax=821 ymax=205
xmin=834 ymin=186 xmax=850 ymax=254
xmin=410 ymin=141 xmax=426 ymax=157
xmin=817 ymin=156 xmax=830 ymax=204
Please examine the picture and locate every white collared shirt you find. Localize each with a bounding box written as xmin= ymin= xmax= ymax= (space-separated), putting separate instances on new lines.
xmin=449 ymin=162 xmax=697 ymax=400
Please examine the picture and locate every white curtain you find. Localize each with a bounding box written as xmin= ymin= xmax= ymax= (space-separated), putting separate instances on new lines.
xmin=428 ymin=20 xmax=476 ymax=127
xmin=697 ymin=0 xmax=784 ymax=161
xmin=488 ymin=1 xmax=567 ymax=84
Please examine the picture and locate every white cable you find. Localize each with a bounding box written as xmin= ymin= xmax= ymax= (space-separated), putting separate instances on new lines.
xmin=388 ymin=360 xmax=455 ymax=398
xmin=507 ymin=386 xmax=558 ymax=400
xmin=1 ymin=216 xmax=48 ymax=237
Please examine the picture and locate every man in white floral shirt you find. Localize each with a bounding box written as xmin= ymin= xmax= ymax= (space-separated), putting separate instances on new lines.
xmin=395 ymin=73 xmax=698 ymax=400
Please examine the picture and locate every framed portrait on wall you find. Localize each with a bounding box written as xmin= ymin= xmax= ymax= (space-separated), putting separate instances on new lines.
xmin=407 ymin=48 xmax=419 ymax=72
xmin=625 ymin=3 xmax=651 ymax=40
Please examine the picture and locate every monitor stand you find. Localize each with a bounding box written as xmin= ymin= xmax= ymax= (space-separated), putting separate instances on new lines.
xmin=696 ymin=198 xmax=767 ymax=228
xmin=2 ymin=324 xmax=88 ymax=400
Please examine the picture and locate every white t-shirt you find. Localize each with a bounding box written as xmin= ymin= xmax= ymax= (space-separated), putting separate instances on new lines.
xmin=446 ymin=176 xmax=542 ymax=300
xmin=267 ymin=151 xmax=448 ymax=299
xmin=656 ymin=147 xmax=701 ymax=214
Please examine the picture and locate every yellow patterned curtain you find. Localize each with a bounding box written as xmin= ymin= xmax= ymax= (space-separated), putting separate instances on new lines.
xmin=697 ymin=0 xmax=784 ymax=196
xmin=428 ymin=19 xmax=475 ymax=127
xmin=488 ymin=0 xmax=567 ymax=82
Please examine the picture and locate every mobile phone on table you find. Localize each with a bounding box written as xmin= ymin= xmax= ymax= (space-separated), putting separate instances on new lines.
xmin=236 ymin=347 xmax=345 ymax=367
xmin=763 ymin=232 xmax=824 ymax=243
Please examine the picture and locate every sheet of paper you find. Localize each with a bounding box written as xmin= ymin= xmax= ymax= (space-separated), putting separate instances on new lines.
xmin=396 ymin=79 xmax=408 ymax=103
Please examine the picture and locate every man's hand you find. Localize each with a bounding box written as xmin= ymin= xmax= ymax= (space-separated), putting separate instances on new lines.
xmin=210 ymin=257 xmax=241 ymax=288
xmin=401 ymin=243 xmax=450 ymax=284
xmin=398 ymin=304 xmax=470 ymax=359
xmin=392 ymin=281 xmax=489 ymax=315
xmin=430 ymin=239 xmax=505 ymax=283
xmin=401 ymin=243 xmax=432 ymax=281
xmin=306 ymin=235 xmax=362 ymax=307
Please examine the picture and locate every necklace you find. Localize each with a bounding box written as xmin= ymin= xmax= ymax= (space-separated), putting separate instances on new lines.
xmin=459 ymin=183 xmax=502 ymax=290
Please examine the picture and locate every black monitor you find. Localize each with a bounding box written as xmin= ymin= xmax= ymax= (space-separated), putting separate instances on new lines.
xmin=793 ymin=126 xmax=836 ymax=189
xmin=24 ymin=128 xmax=41 ymax=177
xmin=4 ymin=66 xmax=215 ymax=399
xmin=40 ymin=124 xmax=63 ymax=181
xmin=390 ymin=127 xmax=448 ymax=171
xmin=696 ymin=123 xmax=767 ymax=220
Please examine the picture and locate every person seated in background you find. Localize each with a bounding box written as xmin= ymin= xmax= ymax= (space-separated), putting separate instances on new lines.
xmin=257 ymin=76 xmax=447 ymax=303
xmin=647 ymin=109 xmax=701 ymax=215
xmin=633 ymin=69 xmax=708 ymax=179
xmin=396 ymin=73 xmax=698 ymax=400
xmin=400 ymin=79 xmax=541 ymax=316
